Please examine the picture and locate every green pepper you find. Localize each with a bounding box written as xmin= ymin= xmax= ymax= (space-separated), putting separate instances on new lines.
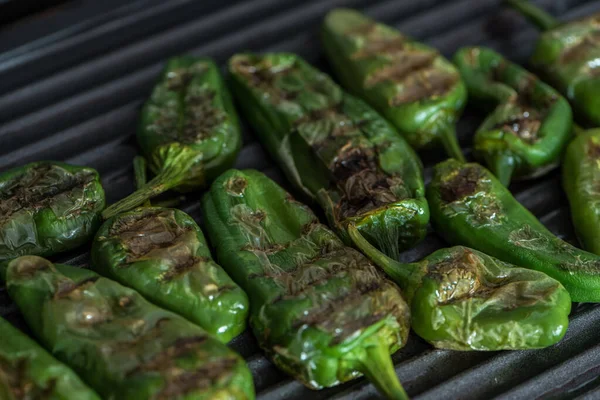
xmin=102 ymin=56 xmax=242 ymax=219
xmin=321 ymin=8 xmax=467 ymax=161
xmin=229 ymin=52 xmax=428 ymax=259
xmin=506 ymin=0 xmax=600 ymax=126
xmin=563 ymin=128 xmax=600 ymax=256
xmin=202 ymin=169 xmax=411 ymax=399
xmin=0 ymin=162 xmax=105 ymax=269
xmin=5 ymin=256 xmax=255 ymax=400
xmin=0 ymin=317 xmax=100 ymax=400
xmin=453 ymin=46 xmax=572 ymax=186
xmin=426 ymin=158 xmax=600 ymax=302
xmin=348 ymin=226 xmax=571 ymax=350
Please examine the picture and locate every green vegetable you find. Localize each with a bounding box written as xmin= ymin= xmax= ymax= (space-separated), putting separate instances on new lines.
xmin=453 ymin=46 xmax=572 ymax=186
xmin=349 ymin=226 xmax=571 ymax=350
xmin=0 ymin=316 xmax=100 ymax=400
xmin=321 ymin=8 xmax=467 ymax=161
xmin=5 ymin=256 xmax=255 ymax=400
xmin=506 ymin=0 xmax=600 ymax=126
xmin=202 ymin=169 xmax=411 ymax=399
xmin=0 ymin=162 xmax=105 ymax=269
xmin=229 ymin=52 xmax=428 ymax=259
xmin=426 ymin=158 xmax=600 ymax=302
xmin=563 ymin=128 xmax=600 ymax=255
xmin=102 ymin=56 xmax=242 ymax=219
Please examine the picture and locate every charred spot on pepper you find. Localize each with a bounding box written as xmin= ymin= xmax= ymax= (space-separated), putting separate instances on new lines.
xmin=392 ymin=68 xmax=459 ymax=105
xmin=491 ymin=109 xmax=543 ymax=144
xmin=0 ymin=356 xmax=57 ymax=399
xmin=364 ymin=50 xmax=438 ymax=88
xmin=224 ymin=176 xmax=248 ymax=197
xmin=53 ymin=277 xmax=98 ymax=300
xmin=181 ymin=88 xmax=226 ymax=143
xmin=439 ymin=167 xmax=484 ymax=203
xmin=160 ymin=255 xmax=210 ymax=282
xmin=560 ymin=31 xmax=600 ymax=65
xmin=11 ymin=256 xmax=53 ymax=278
xmin=587 ymin=138 xmax=600 ymax=158
xmin=231 ymin=56 xmax=296 ymax=102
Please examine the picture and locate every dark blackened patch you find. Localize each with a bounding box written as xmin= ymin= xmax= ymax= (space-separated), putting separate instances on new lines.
xmin=352 ymin=36 xmax=406 ymax=59
xmin=224 ymin=176 xmax=247 ymax=197
xmin=587 ymin=139 xmax=600 ymax=158
xmin=392 ymin=68 xmax=458 ymax=105
xmin=560 ymin=31 xmax=600 ymax=65
xmin=160 ymin=256 xmax=208 ymax=282
xmin=491 ymin=109 xmax=542 ymax=144
xmin=231 ymin=56 xmax=295 ymax=101
xmin=439 ymin=167 xmax=483 ymax=203
xmin=13 ymin=257 xmax=52 ymax=278
xmin=53 ymin=277 xmax=98 ymax=300
xmin=182 ymin=89 xmax=226 ymax=143
xmin=365 ymin=51 xmax=437 ymax=87
xmin=166 ymin=68 xmax=194 ymax=91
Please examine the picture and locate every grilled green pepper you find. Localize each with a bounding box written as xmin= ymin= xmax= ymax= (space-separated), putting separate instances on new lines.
xmin=0 ymin=162 xmax=105 ymax=268
xmin=506 ymin=0 xmax=600 ymax=126
xmin=5 ymin=256 xmax=255 ymax=400
xmin=202 ymin=169 xmax=411 ymax=399
xmin=427 ymin=158 xmax=600 ymax=302
xmin=0 ymin=317 xmax=100 ymax=400
xmin=453 ymin=47 xmax=572 ymax=186
xmin=102 ymin=56 xmax=242 ymax=219
xmin=563 ymin=128 xmax=600 ymax=255
xmin=322 ymin=8 xmax=467 ymax=161
xmin=349 ymin=226 xmax=571 ymax=350
xmin=229 ymin=52 xmax=428 ymax=259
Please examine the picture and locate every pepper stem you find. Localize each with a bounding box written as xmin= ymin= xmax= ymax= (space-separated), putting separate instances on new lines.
xmin=490 ymin=153 xmax=515 ymax=187
xmin=357 ymin=340 xmax=409 ymax=400
xmin=133 ymin=156 xmax=151 ymax=207
xmin=505 ymin=0 xmax=559 ymax=31
xmin=438 ymin=124 xmax=465 ymax=162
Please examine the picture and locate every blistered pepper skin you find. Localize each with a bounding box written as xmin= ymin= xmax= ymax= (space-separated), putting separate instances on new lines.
xmin=6 ymin=256 xmax=255 ymax=400
xmin=102 ymin=57 xmax=242 ymax=218
xmin=0 ymin=162 xmax=105 ymax=266
xmin=349 ymin=228 xmax=571 ymax=350
xmin=229 ymin=52 xmax=429 ymax=260
xmin=0 ymin=317 xmax=100 ymax=400
xmin=453 ymin=47 xmax=572 ymax=186
xmin=92 ymin=206 xmax=249 ymax=343
xmin=203 ymin=169 xmax=411 ymax=399
xmin=507 ymin=0 xmax=600 ymax=126
xmin=427 ymin=159 xmax=600 ymax=303
xmin=322 ymin=8 xmax=467 ymax=161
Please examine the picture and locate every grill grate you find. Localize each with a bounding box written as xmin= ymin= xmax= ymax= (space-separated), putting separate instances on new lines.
xmin=1 ymin=0 xmax=600 ymax=398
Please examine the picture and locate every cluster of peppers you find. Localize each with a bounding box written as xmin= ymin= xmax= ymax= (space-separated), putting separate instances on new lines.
xmin=2 ymin=4 xmax=600 ymax=399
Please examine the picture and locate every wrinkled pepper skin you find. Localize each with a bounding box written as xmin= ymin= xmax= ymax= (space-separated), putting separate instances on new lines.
xmin=563 ymin=129 xmax=600 ymax=255
xmin=229 ymin=52 xmax=428 ymax=259
xmin=6 ymin=256 xmax=255 ymax=400
xmin=0 ymin=162 xmax=105 ymax=266
xmin=92 ymin=206 xmax=249 ymax=343
xmin=507 ymin=0 xmax=600 ymax=126
xmin=0 ymin=317 xmax=100 ymax=400
xmin=322 ymin=8 xmax=467 ymax=161
xmin=453 ymin=47 xmax=572 ymax=186
xmin=102 ymin=56 xmax=242 ymax=219
xmin=427 ymin=159 xmax=600 ymax=302
xmin=349 ymin=227 xmax=571 ymax=350
xmin=203 ymin=169 xmax=411 ymax=399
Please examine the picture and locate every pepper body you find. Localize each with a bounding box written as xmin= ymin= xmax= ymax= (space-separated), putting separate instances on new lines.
xmin=92 ymin=206 xmax=249 ymax=343
xmin=229 ymin=52 xmax=428 ymax=259
xmin=507 ymin=0 xmax=600 ymax=126
xmin=102 ymin=56 xmax=242 ymax=218
xmin=322 ymin=8 xmax=467 ymax=161
xmin=563 ymin=129 xmax=600 ymax=255
xmin=203 ymin=169 xmax=411 ymax=399
xmin=349 ymin=227 xmax=571 ymax=350
xmin=453 ymin=47 xmax=572 ymax=186
xmin=427 ymin=158 xmax=600 ymax=302
xmin=0 ymin=317 xmax=100 ymax=400
xmin=0 ymin=162 xmax=105 ymax=267
xmin=5 ymin=256 xmax=255 ymax=400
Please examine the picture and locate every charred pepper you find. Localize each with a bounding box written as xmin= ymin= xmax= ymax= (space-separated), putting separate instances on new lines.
xmin=229 ymin=52 xmax=428 ymax=259
xmin=563 ymin=128 xmax=600 ymax=255
xmin=0 ymin=317 xmax=100 ymax=400
xmin=507 ymin=0 xmax=600 ymax=126
xmin=427 ymin=158 xmax=600 ymax=302
xmin=102 ymin=56 xmax=242 ymax=219
xmin=349 ymin=226 xmax=571 ymax=350
xmin=0 ymin=162 xmax=105 ymax=267
xmin=322 ymin=8 xmax=467 ymax=161
xmin=453 ymin=47 xmax=572 ymax=186
xmin=202 ymin=169 xmax=411 ymax=399
xmin=5 ymin=256 xmax=255 ymax=400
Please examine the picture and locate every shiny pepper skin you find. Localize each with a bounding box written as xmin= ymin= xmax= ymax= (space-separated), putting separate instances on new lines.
xmin=322 ymin=8 xmax=467 ymax=161
xmin=427 ymin=158 xmax=600 ymax=302
xmin=0 ymin=162 xmax=105 ymax=268
xmin=350 ymin=227 xmax=571 ymax=351
xmin=0 ymin=317 xmax=100 ymax=400
xmin=229 ymin=52 xmax=429 ymax=260
xmin=5 ymin=256 xmax=255 ymax=400
xmin=453 ymin=47 xmax=572 ymax=186
xmin=203 ymin=169 xmax=411 ymax=400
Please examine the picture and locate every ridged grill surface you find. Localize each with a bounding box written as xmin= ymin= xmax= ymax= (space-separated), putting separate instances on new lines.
xmin=1 ymin=1 xmax=600 ymax=398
